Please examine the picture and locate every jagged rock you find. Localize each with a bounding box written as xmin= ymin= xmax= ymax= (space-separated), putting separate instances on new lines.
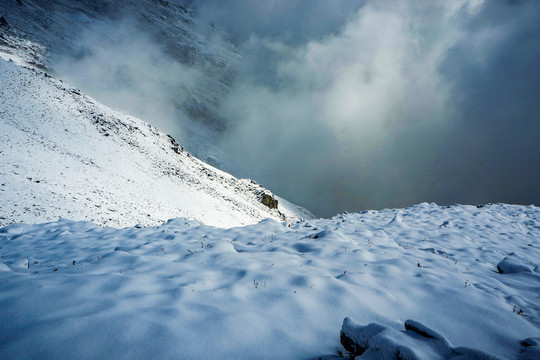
xmin=261 ymin=193 xmax=278 ymax=209
xmin=167 ymin=135 xmax=184 ymax=154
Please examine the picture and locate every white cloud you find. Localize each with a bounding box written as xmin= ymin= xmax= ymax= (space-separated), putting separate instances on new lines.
xmin=219 ymin=1 xmax=465 ymax=214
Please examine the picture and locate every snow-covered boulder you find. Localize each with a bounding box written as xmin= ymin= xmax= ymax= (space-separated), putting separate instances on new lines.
xmin=340 ymin=317 xmax=502 ymax=359
xmin=497 ymin=256 xmax=533 ymax=274
xmin=519 ymin=338 xmax=540 ymax=360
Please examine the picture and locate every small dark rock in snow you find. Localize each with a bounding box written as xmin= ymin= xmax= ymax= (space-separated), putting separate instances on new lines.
xmin=167 ymin=134 xmax=183 ymax=154
xmin=518 ymin=338 xmax=540 ymax=360
xmin=522 ymin=338 xmax=540 ymax=347
xmin=496 ymin=257 xmax=532 ymax=274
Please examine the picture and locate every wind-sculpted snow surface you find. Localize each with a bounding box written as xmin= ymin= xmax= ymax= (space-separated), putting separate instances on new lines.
xmin=0 ymin=203 xmax=538 ymax=359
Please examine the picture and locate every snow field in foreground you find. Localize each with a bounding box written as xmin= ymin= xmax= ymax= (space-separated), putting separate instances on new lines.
xmin=0 ymin=203 xmax=539 ymax=359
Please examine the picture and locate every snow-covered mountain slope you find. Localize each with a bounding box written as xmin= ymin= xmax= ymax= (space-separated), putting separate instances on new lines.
xmin=0 ymin=0 xmax=238 ymax=164
xmin=0 ymin=58 xmax=312 ymax=228
xmin=0 ymin=203 xmax=538 ymax=359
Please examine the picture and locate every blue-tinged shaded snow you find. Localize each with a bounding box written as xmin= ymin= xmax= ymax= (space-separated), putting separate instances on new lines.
xmin=0 ymin=203 xmax=538 ymax=359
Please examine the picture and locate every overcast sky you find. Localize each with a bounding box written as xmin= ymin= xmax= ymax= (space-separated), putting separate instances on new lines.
xmin=189 ymin=0 xmax=540 ymax=216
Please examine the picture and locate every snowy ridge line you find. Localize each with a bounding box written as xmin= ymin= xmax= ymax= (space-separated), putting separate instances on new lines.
xmin=0 ymin=0 xmax=241 ymax=164
xmin=0 ymin=58 xmax=313 ymax=228
xmin=0 ymin=203 xmax=538 ymax=359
